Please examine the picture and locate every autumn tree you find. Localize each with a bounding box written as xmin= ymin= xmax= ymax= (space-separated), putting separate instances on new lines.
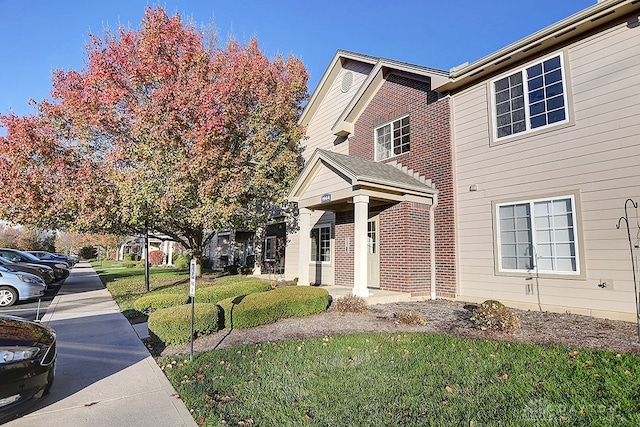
xmin=0 ymin=7 xmax=308 ymax=271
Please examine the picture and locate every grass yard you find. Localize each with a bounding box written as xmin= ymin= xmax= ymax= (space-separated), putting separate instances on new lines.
xmin=91 ymin=260 xmax=200 ymax=316
xmin=159 ymin=333 xmax=640 ymax=426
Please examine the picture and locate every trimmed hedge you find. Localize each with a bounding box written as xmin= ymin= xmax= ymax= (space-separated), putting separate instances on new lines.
xmin=148 ymin=303 xmax=221 ymax=345
xmin=194 ymin=279 xmax=272 ymax=304
xmin=218 ymin=286 xmax=330 ymax=329
xmin=133 ymin=293 xmax=189 ymax=313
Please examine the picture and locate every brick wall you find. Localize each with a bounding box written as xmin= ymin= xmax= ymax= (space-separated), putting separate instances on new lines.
xmin=349 ymin=73 xmax=456 ymax=298
xmin=334 ymin=210 xmax=354 ymax=287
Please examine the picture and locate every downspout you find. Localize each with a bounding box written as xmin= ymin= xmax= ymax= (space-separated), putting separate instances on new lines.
xmin=430 ymin=194 xmax=438 ymax=300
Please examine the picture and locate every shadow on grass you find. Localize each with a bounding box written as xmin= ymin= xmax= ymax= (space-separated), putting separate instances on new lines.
xmin=211 ymin=295 xmax=245 ymax=350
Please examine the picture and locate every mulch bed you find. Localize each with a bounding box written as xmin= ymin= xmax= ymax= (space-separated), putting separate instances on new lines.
xmin=150 ymin=299 xmax=640 ymax=357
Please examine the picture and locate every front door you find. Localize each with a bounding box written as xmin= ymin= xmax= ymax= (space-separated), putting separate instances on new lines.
xmin=367 ymin=215 xmax=380 ymax=288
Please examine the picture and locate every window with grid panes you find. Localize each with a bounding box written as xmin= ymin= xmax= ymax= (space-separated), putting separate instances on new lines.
xmin=375 ymin=116 xmax=409 ymax=160
xmin=493 ymin=54 xmax=568 ymax=140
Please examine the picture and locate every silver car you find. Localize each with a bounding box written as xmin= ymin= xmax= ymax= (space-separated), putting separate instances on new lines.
xmin=0 ymin=266 xmax=46 ymax=307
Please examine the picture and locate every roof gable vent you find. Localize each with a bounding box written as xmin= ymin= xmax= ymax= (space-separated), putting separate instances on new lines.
xmin=341 ymin=71 xmax=353 ymax=93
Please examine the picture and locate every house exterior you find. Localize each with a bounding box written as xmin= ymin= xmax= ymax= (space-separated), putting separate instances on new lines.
xmin=284 ymin=0 xmax=640 ymax=321
xmin=287 ymin=52 xmax=456 ymax=299
xmin=440 ymin=0 xmax=640 ymax=321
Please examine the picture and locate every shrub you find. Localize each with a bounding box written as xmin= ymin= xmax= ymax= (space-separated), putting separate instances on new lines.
xmin=224 ymin=264 xmax=239 ymax=275
xmin=194 ymin=279 xmax=272 ymax=304
xmin=218 ymin=286 xmax=329 ymax=329
xmin=470 ymin=300 xmax=521 ymax=333
xmin=148 ymin=303 xmax=221 ymax=345
xmin=396 ymin=311 xmax=427 ymax=326
xmin=149 ymin=250 xmax=164 ymax=266
xmin=174 ymin=255 xmax=188 ymax=269
xmin=133 ymin=293 xmax=189 ymax=314
xmin=201 ymin=256 xmax=212 ymax=269
xmin=333 ymin=294 xmax=368 ymax=313
xmin=123 ymin=261 xmax=135 ymax=268
xmin=124 ymin=253 xmax=139 ymax=262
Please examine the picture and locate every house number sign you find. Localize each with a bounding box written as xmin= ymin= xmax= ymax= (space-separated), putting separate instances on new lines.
xmin=321 ymin=193 xmax=331 ymax=203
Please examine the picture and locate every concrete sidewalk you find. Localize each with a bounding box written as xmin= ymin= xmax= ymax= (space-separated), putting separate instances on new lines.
xmin=6 ymin=262 xmax=196 ymax=427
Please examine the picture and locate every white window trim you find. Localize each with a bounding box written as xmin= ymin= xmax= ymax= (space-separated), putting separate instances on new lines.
xmin=496 ymin=194 xmax=581 ymax=276
xmin=374 ymin=114 xmax=410 ymax=162
xmin=310 ymin=223 xmax=332 ymax=264
xmin=490 ymin=52 xmax=570 ymax=143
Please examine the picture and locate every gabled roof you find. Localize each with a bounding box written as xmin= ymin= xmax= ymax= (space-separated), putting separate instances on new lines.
xmin=289 ymin=149 xmax=436 ymax=207
xmin=299 ymin=50 xmax=378 ymax=128
xmin=330 ymin=53 xmax=448 ymax=137
xmin=299 ymin=50 xmax=448 ymax=137
xmin=437 ymin=0 xmax=640 ymax=93
xmin=316 ymin=150 xmax=435 ymax=193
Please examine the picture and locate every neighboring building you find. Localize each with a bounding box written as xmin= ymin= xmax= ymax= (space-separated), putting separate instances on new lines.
xmin=204 ymin=230 xmax=255 ymax=270
xmin=440 ymin=0 xmax=640 ymax=321
xmin=284 ymin=0 xmax=640 ymax=321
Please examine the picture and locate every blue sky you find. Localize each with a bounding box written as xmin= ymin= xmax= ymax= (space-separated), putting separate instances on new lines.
xmin=1 ymin=0 xmax=594 ymax=118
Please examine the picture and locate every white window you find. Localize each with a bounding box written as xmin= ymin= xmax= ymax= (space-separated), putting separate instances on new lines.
xmin=497 ymin=195 xmax=578 ymax=274
xmin=492 ymin=54 xmax=568 ymax=140
xmin=264 ymin=236 xmax=276 ymax=261
xmin=375 ymin=116 xmax=409 ymax=161
xmin=310 ymin=225 xmax=331 ymax=262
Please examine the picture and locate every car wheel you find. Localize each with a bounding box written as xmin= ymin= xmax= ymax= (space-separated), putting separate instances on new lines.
xmin=0 ymin=286 xmax=18 ymax=307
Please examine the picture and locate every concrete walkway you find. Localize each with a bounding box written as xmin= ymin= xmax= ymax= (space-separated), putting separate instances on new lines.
xmin=5 ymin=262 xmax=196 ymax=427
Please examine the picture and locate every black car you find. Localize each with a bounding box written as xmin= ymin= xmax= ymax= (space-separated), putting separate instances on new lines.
xmin=0 ymin=249 xmax=69 ymax=283
xmin=0 ymin=315 xmax=56 ymax=423
xmin=0 ymin=256 xmax=56 ymax=286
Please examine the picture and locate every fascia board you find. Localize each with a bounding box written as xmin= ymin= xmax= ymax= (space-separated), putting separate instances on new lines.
xmin=299 ymin=51 xmax=378 ymax=127
xmin=332 ymin=59 xmax=449 ymax=136
xmin=437 ymin=0 xmax=637 ymax=92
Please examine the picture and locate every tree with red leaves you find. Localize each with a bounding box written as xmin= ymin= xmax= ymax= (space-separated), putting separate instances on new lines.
xmin=0 ymin=7 xmax=308 ymax=268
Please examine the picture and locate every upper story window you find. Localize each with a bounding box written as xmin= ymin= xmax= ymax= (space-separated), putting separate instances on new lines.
xmin=492 ymin=54 xmax=568 ymax=140
xmin=375 ymin=116 xmax=409 ymax=161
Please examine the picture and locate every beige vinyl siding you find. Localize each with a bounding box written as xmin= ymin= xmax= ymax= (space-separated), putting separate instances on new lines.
xmin=452 ymin=20 xmax=640 ymax=320
xmin=287 ymin=60 xmax=373 ymax=282
xmin=302 ymin=60 xmax=374 ymax=160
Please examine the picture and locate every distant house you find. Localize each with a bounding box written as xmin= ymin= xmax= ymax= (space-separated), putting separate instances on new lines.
xmin=282 ymin=0 xmax=640 ymax=321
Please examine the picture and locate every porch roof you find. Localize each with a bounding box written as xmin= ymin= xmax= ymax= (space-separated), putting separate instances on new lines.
xmin=289 ymin=149 xmax=437 ymax=210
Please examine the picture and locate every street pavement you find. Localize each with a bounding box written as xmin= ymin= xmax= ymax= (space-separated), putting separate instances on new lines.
xmin=5 ymin=262 xmax=196 ymax=427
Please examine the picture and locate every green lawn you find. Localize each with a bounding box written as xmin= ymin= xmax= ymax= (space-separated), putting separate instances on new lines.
xmin=92 ymin=260 xmax=197 ymax=317
xmin=92 ymin=261 xmax=640 ymax=425
xmin=159 ymin=333 xmax=640 ymax=426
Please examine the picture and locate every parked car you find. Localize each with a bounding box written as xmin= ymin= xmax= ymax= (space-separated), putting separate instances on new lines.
xmin=0 ymin=256 xmax=56 ymax=286
xmin=0 ymin=266 xmax=47 ymax=307
xmin=28 ymin=251 xmax=76 ymax=267
xmin=0 ymin=314 xmax=56 ymax=423
xmin=0 ymin=249 xmax=69 ymax=283
xmin=55 ymin=253 xmax=78 ymax=266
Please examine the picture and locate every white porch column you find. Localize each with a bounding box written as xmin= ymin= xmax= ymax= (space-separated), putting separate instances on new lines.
xmin=167 ymin=241 xmax=174 ymax=266
xmin=161 ymin=241 xmax=168 ymax=265
xmin=118 ymin=244 xmax=124 ymax=261
xmin=298 ymin=208 xmax=312 ymax=286
xmin=353 ymin=194 xmax=369 ymax=297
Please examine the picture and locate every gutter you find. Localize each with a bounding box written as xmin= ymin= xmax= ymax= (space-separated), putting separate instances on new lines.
xmin=430 ymin=194 xmax=438 ymax=300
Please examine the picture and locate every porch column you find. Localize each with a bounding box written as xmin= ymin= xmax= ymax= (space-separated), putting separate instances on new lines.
xmin=167 ymin=241 xmax=174 ymax=266
xmin=298 ymin=208 xmax=311 ymax=286
xmin=353 ymin=194 xmax=369 ymax=297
